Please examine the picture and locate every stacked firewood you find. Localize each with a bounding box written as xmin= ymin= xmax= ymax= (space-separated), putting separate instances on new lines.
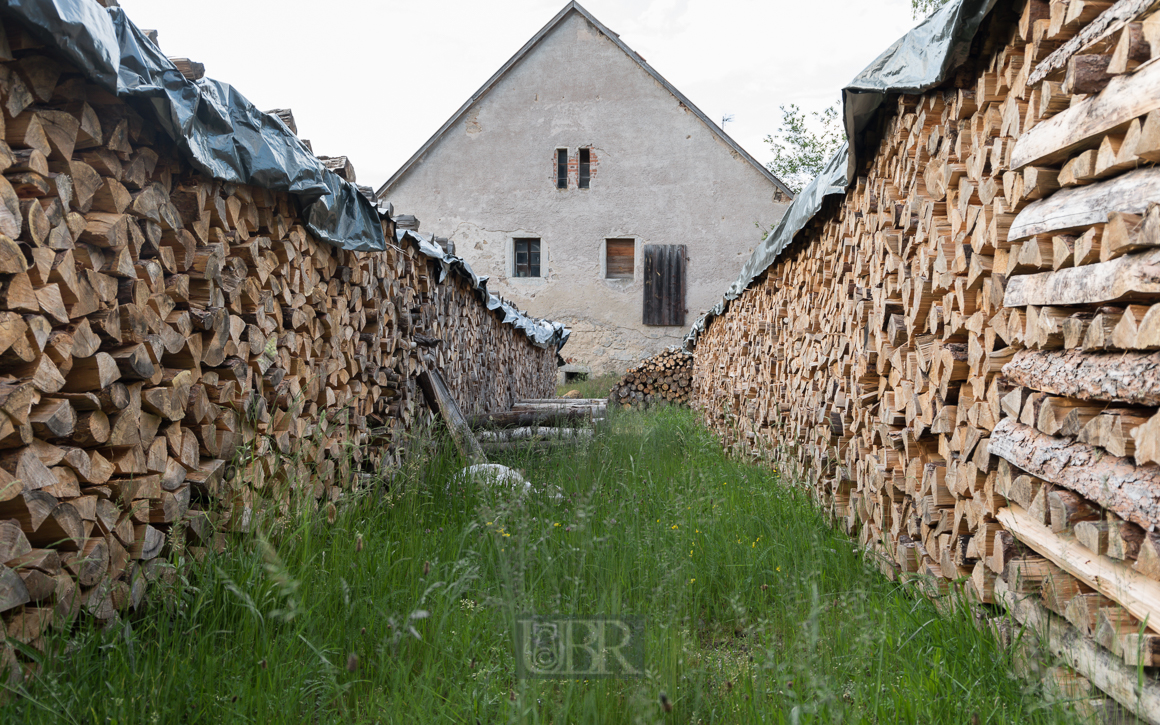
xmin=610 ymin=348 xmax=692 ymax=408
xmin=694 ymin=0 xmax=1160 ymax=715
xmin=0 ymin=19 xmax=557 ymax=672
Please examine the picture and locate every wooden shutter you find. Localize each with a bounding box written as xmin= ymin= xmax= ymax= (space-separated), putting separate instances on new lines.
xmin=642 ymin=244 xmax=686 ymax=326
xmin=606 ymin=239 xmax=634 ymax=279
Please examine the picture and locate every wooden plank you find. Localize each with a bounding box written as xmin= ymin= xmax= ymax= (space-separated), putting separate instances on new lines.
xmin=989 ymin=418 xmax=1160 ymax=531
xmin=671 ymin=245 xmax=686 ymax=327
xmin=1028 ymin=0 xmax=1160 ymax=87
xmin=1013 ymin=57 xmax=1160 ymax=169
xmin=1003 ymin=349 xmax=1160 ymax=405
xmin=642 ymin=244 xmax=686 ymax=327
xmin=605 ymin=239 xmax=634 ymax=279
xmin=1008 ymin=167 xmax=1160 ymax=240
xmin=998 ymin=505 xmax=1160 ymax=634
xmin=418 ymin=368 xmax=487 ymax=465
xmin=993 ymin=575 xmax=1160 ymax=724
xmin=1004 ymin=246 xmax=1160 ymax=306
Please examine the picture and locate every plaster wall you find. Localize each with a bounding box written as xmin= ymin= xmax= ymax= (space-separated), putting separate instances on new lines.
xmin=383 ymin=11 xmax=790 ymax=375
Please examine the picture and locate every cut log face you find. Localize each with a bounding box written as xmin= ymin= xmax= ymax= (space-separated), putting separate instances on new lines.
xmin=688 ymin=0 xmax=1160 ymax=712
xmin=0 ymin=8 xmax=564 ymax=657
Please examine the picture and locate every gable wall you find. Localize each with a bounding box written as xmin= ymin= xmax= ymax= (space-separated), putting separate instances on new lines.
xmin=383 ymin=11 xmax=789 ymax=375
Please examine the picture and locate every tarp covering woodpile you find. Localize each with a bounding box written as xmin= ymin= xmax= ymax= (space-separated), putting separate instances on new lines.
xmin=0 ymin=0 xmax=566 ymax=660
xmin=691 ymin=0 xmax=1160 ymax=717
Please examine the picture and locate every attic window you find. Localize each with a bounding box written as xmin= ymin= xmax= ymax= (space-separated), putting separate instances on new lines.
xmin=579 ymin=148 xmax=591 ymax=189
xmin=605 ymin=239 xmax=634 ymax=279
xmin=514 ymin=238 xmax=541 ymax=278
xmin=556 ymin=149 xmax=568 ymax=189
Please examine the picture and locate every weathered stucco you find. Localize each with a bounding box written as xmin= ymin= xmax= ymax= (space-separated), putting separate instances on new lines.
xmin=382 ymin=10 xmax=789 ymax=375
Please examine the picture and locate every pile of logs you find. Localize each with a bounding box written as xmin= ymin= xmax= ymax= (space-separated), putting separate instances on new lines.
xmin=610 ymin=348 xmax=692 ymax=408
xmin=470 ymin=398 xmax=606 ymax=454
xmin=0 ymin=13 xmax=558 ymax=675
xmin=693 ymin=0 xmax=1160 ymax=716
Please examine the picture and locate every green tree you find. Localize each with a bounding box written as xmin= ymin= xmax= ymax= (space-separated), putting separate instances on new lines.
xmin=912 ymin=0 xmax=952 ymax=19
xmin=764 ymin=102 xmax=845 ymax=194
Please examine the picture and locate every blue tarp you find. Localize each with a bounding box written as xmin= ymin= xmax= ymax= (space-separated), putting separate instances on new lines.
xmin=685 ymin=0 xmax=998 ymax=349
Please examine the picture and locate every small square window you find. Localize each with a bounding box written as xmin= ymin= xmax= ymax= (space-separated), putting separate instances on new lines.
xmin=556 ymin=149 xmax=568 ymax=189
xmin=605 ymin=239 xmax=634 ymax=279
xmin=514 ymin=238 xmax=541 ymax=277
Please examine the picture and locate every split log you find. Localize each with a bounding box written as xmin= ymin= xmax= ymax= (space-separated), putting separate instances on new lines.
xmin=998 ymin=505 xmax=1160 ymax=634
xmin=1004 ymin=246 xmax=1160 ymax=306
xmin=1002 ymin=348 xmax=1160 ymax=405
xmin=990 ymin=418 xmax=1160 ymax=532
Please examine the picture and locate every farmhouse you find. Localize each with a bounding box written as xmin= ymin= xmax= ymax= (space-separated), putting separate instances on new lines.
xmin=377 ymin=1 xmax=792 ymax=377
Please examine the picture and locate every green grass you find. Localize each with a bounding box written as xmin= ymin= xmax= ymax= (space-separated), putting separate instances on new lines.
xmin=4 ymin=408 xmax=1082 ymax=724
xmin=556 ymin=372 xmax=619 ymax=399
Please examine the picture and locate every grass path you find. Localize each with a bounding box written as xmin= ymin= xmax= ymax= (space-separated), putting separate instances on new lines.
xmin=4 ymin=408 xmax=1081 ymax=723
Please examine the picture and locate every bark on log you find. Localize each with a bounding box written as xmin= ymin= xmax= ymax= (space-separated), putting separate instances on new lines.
xmin=468 ymin=409 xmax=592 ymax=430
xmin=1002 ymin=348 xmax=1160 ymax=405
xmin=989 ymin=418 xmax=1160 ymax=531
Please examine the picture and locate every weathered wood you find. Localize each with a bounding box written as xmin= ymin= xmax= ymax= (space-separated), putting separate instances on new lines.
xmin=0 ymin=564 xmax=28 ymax=613
xmin=475 ymin=427 xmax=593 ymax=443
xmin=994 ymin=576 xmax=1160 ymax=724
xmin=989 ymin=418 xmax=1160 ymax=531
xmin=999 ymin=505 xmax=1160 ymax=633
xmin=418 ymin=368 xmax=487 ymax=465
xmin=1008 ymin=167 xmax=1160 ymax=241
xmin=1028 ymin=0 xmax=1160 ymax=87
xmin=1004 ymin=246 xmax=1160 ymax=306
xmin=1014 ymin=55 xmax=1160 ymax=169
xmin=468 ymin=409 xmax=592 ymax=430
xmin=1002 ymin=348 xmax=1160 ymax=404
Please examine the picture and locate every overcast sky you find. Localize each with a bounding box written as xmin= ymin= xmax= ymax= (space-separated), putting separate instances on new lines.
xmin=116 ymin=0 xmax=920 ymax=191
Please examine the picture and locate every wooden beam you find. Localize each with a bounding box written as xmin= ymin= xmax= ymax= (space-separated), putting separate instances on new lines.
xmin=998 ymin=505 xmax=1160 ymax=634
xmin=1008 ymin=167 xmax=1160 ymax=240
xmin=418 ymin=368 xmax=487 ymax=466
xmin=990 ymin=419 xmax=1160 ymax=531
xmin=1013 ymin=57 xmax=1160 ymax=169
xmin=1004 ymin=246 xmax=1160 ymax=306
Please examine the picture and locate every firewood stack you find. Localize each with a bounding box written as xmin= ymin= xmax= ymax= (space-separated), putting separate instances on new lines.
xmin=0 ymin=15 xmax=559 ymax=670
xmin=610 ymin=347 xmax=692 ymax=408
xmin=693 ymin=0 xmax=1160 ymax=714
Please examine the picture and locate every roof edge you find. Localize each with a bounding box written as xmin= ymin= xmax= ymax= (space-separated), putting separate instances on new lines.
xmin=376 ymin=1 xmax=793 ymax=199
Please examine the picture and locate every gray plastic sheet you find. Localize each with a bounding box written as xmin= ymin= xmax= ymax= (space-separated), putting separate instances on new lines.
xmin=684 ymin=0 xmax=997 ymax=350
xmin=400 ymin=229 xmax=571 ymax=353
xmin=1 ymin=0 xmax=386 ymax=252
xmin=2 ymin=0 xmax=569 ymax=354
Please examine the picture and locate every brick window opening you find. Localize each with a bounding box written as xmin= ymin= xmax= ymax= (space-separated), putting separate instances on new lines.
xmin=556 ymin=149 xmax=568 ymax=189
xmin=605 ymin=239 xmax=634 ymax=279
xmin=514 ymin=238 xmax=541 ymax=277
xmin=579 ymin=148 xmax=591 ymax=189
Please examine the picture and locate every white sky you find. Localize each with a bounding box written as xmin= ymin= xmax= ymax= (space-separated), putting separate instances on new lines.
xmin=116 ymin=0 xmax=920 ymax=191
